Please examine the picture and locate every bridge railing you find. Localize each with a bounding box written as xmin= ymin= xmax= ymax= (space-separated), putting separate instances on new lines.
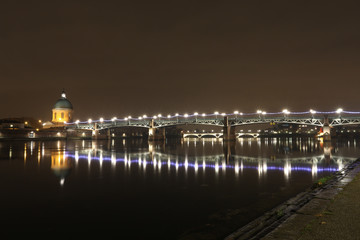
xmin=67 ymin=113 xmax=360 ymax=130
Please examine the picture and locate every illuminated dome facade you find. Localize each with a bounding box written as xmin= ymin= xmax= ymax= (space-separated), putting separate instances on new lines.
xmin=52 ymin=90 xmax=73 ymax=124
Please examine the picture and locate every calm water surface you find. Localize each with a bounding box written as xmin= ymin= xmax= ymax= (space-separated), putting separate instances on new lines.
xmin=0 ymin=138 xmax=359 ymax=239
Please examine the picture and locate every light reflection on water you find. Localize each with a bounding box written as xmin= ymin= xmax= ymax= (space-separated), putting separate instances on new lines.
xmin=57 ymin=151 xmax=342 ymax=186
xmin=3 ymin=138 xmax=358 ymax=186
xmin=0 ymin=138 xmax=359 ymax=238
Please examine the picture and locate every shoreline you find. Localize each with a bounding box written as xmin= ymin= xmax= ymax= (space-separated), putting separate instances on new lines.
xmin=225 ymin=158 xmax=360 ymax=240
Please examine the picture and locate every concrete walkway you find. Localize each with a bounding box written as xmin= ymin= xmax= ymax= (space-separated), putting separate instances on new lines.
xmin=262 ymin=162 xmax=360 ymax=240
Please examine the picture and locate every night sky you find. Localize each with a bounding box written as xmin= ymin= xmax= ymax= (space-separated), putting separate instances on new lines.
xmin=1 ymin=1 xmax=360 ymax=121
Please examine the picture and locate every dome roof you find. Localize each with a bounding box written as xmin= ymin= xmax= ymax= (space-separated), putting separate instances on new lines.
xmin=53 ymin=98 xmax=73 ymax=109
xmin=53 ymin=90 xmax=73 ymax=110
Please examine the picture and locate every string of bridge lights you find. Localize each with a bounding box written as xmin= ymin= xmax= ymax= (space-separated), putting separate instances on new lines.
xmin=65 ymin=108 xmax=356 ymax=125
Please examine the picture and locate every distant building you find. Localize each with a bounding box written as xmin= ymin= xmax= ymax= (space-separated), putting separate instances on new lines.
xmin=0 ymin=120 xmax=25 ymax=129
xmin=51 ymin=90 xmax=73 ymax=125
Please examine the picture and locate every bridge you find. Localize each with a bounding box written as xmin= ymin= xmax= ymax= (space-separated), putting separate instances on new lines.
xmin=65 ymin=109 xmax=360 ymax=141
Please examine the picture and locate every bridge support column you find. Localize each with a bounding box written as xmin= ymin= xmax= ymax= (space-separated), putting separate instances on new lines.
xmin=148 ymin=119 xmax=166 ymax=141
xmin=223 ymin=116 xmax=236 ymax=141
xmin=107 ymin=129 xmax=111 ymax=140
xmin=92 ymin=123 xmax=99 ymax=140
xmin=323 ymin=115 xmax=331 ymax=141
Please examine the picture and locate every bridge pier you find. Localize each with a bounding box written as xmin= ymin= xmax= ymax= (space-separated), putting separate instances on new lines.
xmin=92 ymin=123 xmax=98 ymax=140
xmin=91 ymin=124 xmax=111 ymax=140
xmin=323 ymin=115 xmax=331 ymax=141
xmin=148 ymin=119 xmax=166 ymax=141
xmin=223 ymin=116 xmax=236 ymax=141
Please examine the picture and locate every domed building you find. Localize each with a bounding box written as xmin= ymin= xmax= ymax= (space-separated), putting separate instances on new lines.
xmin=52 ymin=90 xmax=73 ymax=124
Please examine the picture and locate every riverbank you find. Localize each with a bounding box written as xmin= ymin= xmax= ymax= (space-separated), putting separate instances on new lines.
xmin=225 ymin=158 xmax=360 ymax=240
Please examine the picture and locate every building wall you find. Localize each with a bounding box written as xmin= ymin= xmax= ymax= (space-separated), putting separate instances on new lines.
xmin=52 ymin=109 xmax=73 ymax=123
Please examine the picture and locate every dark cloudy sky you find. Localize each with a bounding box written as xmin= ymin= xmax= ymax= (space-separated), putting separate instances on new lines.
xmin=1 ymin=1 xmax=359 ymax=121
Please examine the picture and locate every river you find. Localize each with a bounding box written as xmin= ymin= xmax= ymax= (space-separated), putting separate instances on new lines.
xmin=0 ymin=138 xmax=358 ymax=239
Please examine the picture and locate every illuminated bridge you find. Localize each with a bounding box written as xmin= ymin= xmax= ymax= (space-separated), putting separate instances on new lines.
xmin=65 ymin=109 xmax=360 ymax=140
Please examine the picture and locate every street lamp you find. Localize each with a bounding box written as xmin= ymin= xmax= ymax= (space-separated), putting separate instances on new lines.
xmin=234 ymin=111 xmax=239 ymax=121
xmin=282 ymin=109 xmax=290 ymax=117
xmin=194 ymin=112 xmax=198 ymax=121
xmin=111 ymin=117 xmax=117 ymax=126
xmin=214 ymin=111 xmax=219 ymax=119
xmin=282 ymin=109 xmax=290 ymax=114
xmin=310 ymin=109 xmax=316 ymax=118
xmin=336 ymin=108 xmax=343 ymax=114
xmin=336 ymin=108 xmax=343 ymax=118
xmin=257 ymin=110 xmax=262 ymax=118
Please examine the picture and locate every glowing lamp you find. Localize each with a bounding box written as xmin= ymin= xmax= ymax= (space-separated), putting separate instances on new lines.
xmin=336 ymin=108 xmax=343 ymax=114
